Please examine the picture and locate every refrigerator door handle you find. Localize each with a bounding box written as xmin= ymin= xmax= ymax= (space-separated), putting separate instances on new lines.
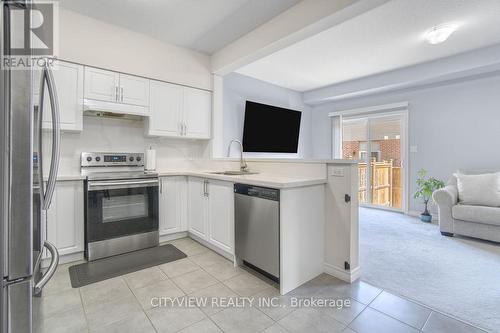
xmin=34 ymin=241 xmax=59 ymax=294
xmin=38 ymin=62 xmax=61 ymax=211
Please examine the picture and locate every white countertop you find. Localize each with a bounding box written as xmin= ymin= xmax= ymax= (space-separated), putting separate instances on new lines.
xmin=158 ymin=170 xmax=327 ymax=189
xmin=213 ymin=158 xmax=359 ymax=164
xmin=45 ymin=175 xmax=86 ymax=181
xmin=50 ymin=171 xmax=326 ymax=188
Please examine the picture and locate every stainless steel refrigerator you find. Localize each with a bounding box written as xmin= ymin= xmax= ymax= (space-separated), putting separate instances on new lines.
xmin=1 ymin=1 xmax=61 ymax=332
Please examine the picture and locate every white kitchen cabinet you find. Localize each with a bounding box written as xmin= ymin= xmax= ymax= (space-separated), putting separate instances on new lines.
xmin=187 ymin=177 xmax=234 ymax=254
xmin=84 ymin=67 xmax=149 ymax=107
xmin=207 ymin=179 xmax=234 ymax=253
xmin=146 ymin=83 xmax=211 ymax=139
xmin=183 ymin=87 xmax=211 ymax=139
xmin=119 ymin=73 xmax=150 ymax=106
xmin=187 ymin=177 xmax=207 ymax=239
xmin=45 ymin=181 xmax=84 ymax=257
xmin=84 ymin=67 xmax=120 ymax=102
xmin=147 ymin=81 xmax=183 ymax=137
xmin=159 ymin=176 xmax=187 ymax=235
xmin=34 ymin=61 xmax=84 ymax=132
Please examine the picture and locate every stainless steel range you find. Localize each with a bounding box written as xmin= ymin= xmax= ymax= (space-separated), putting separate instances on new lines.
xmin=81 ymin=152 xmax=159 ymax=261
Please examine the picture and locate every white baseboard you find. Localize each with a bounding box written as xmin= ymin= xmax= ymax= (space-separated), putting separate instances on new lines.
xmin=323 ymin=263 xmax=360 ymax=283
xmin=41 ymin=252 xmax=84 ymax=268
xmin=159 ymin=231 xmax=188 ymax=244
xmin=188 ymin=232 xmax=234 ymax=261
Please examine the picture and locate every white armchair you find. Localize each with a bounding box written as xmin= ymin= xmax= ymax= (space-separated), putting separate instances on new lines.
xmin=432 ymin=171 xmax=500 ymax=243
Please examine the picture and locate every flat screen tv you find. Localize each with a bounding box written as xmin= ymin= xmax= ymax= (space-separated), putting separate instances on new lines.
xmin=242 ymin=101 xmax=302 ymax=153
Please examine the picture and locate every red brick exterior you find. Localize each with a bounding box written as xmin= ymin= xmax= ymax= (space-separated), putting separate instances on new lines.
xmin=377 ymin=139 xmax=401 ymax=166
xmin=342 ymin=141 xmax=361 ymax=160
xmin=342 ymin=139 xmax=401 ymax=166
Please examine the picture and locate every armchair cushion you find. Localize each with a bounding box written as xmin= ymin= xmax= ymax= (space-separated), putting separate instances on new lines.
xmin=452 ymin=205 xmax=500 ymax=227
xmin=453 ymin=172 xmax=500 ymax=207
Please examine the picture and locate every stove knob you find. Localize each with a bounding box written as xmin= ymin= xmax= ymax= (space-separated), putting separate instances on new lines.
xmin=129 ymin=156 xmax=134 ymax=162
xmin=95 ymin=156 xmax=101 ymax=162
xmin=86 ymin=156 xmax=92 ymax=162
xmin=136 ymin=156 xmax=142 ymax=162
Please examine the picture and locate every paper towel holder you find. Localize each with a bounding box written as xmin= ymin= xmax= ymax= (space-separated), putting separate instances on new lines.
xmin=145 ymin=146 xmax=156 ymax=171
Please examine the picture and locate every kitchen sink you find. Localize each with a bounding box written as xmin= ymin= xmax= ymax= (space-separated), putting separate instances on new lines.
xmin=210 ymin=171 xmax=259 ymax=176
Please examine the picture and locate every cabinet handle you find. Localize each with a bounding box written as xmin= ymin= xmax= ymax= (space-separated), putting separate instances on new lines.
xmin=115 ymin=86 xmax=119 ymax=102
xmin=183 ymin=123 xmax=187 ymax=136
xmin=120 ymin=87 xmax=124 ymax=102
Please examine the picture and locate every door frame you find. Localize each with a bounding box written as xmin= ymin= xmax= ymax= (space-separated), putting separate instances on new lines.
xmin=329 ymin=103 xmax=409 ymax=214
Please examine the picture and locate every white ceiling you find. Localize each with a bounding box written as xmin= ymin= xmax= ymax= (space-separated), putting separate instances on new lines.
xmin=236 ymin=0 xmax=500 ymax=92
xmin=58 ymin=0 xmax=300 ymax=54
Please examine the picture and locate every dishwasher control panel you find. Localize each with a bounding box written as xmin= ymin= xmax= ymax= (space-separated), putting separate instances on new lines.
xmin=234 ymin=184 xmax=279 ymax=201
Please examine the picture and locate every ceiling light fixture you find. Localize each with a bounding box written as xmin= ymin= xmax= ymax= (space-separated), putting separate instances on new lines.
xmin=424 ymin=23 xmax=460 ymax=45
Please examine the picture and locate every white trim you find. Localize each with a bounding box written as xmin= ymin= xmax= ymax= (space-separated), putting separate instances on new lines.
xmin=41 ymin=252 xmax=84 ymax=268
xmin=401 ymin=110 xmax=409 ymax=214
xmin=159 ymin=231 xmax=188 ymax=244
xmin=328 ymin=102 xmax=408 ymax=117
xmin=188 ymin=232 xmax=234 ymax=261
xmin=323 ymin=263 xmax=360 ymax=283
xmin=332 ymin=106 xmax=409 ymax=213
xmin=360 ymin=203 xmax=403 ymax=213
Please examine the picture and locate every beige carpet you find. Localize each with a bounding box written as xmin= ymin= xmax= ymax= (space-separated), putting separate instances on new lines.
xmin=359 ymin=207 xmax=500 ymax=332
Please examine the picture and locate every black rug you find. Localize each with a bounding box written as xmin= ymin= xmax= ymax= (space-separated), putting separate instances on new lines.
xmin=69 ymin=244 xmax=186 ymax=288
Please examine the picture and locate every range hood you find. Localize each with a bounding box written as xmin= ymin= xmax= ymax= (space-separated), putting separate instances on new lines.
xmin=83 ymin=98 xmax=149 ymax=119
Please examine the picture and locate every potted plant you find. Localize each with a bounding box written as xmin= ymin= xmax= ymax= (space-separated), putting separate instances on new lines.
xmin=414 ymin=169 xmax=445 ymax=222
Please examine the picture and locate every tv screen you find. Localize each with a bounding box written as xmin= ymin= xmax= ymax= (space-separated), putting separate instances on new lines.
xmin=242 ymin=101 xmax=302 ymax=153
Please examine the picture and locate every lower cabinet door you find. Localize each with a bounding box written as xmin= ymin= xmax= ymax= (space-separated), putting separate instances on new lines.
xmin=207 ymin=180 xmax=234 ymax=253
xmin=159 ymin=176 xmax=187 ymax=235
xmin=45 ymin=181 xmax=84 ymax=256
xmin=187 ymin=177 xmax=207 ymax=239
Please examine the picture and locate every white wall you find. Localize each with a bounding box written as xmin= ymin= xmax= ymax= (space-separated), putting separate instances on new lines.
xmin=222 ymin=72 xmax=312 ymax=159
xmin=311 ymin=73 xmax=500 ymax=213
xmin=58 ymin=9 xmax=212 ymax=90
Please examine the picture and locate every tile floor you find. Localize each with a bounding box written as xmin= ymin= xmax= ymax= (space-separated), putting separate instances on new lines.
xmin=35 ymin=237 xmax=487 ymax=333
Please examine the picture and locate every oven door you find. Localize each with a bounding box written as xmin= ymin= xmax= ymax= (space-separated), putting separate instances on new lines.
xmin=85 ymin=178 xmax=159 ymax=244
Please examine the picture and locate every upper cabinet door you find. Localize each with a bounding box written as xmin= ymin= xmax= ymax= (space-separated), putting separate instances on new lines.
xmin=34 ymin=61 xmax=84 ymax=132
xmin=84 ymin=67 xmax=119 ymax=102
xmin=119 ymin=74 xmax=149 ymax=107
xmin=147 ymin=81 xmax=183 ymax=137
xmin=183 ymin=87 xmax=211 ymax=139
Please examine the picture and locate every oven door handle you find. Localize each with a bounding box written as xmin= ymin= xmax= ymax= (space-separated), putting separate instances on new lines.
xmin=87 ymin=179 xmax=159 ymax=190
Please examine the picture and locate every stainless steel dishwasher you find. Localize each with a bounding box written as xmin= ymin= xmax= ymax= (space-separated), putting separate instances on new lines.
xmin=234 ymin=184 xmax=280 ymax=282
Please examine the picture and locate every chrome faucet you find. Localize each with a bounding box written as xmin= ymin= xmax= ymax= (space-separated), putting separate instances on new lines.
xmin=228 ymin=139 xmax=248 ymax=172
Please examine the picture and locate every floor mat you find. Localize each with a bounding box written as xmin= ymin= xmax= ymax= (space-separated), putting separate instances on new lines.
xmin=69 ymin=244 xmax=186 ymax=288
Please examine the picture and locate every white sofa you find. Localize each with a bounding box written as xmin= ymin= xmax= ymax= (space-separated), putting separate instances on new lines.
xmin=432 ymin=170 xmax=500 ymax=243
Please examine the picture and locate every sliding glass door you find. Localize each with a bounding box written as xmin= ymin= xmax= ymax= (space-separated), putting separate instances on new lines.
xmin=341 ymin=113 xmax=404 ymax=211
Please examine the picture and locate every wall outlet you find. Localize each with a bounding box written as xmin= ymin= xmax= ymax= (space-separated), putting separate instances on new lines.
xmin=331 ymin=167 xmax=344 ymax=177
